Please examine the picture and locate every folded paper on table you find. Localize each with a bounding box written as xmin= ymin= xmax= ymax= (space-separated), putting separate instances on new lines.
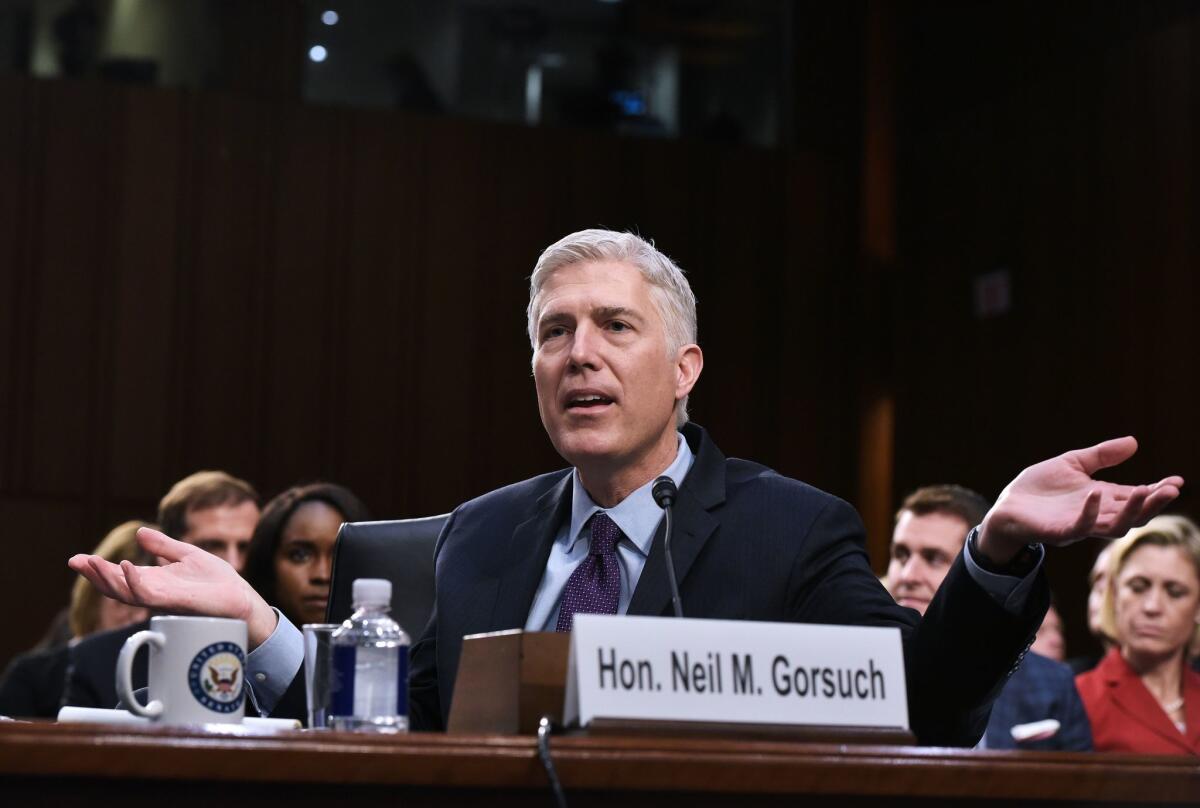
xmin=57 ymin=706 xmax=300 ymax=731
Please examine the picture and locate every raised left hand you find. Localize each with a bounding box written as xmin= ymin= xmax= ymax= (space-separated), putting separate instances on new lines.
xmin=977 ymin=436 xmax=1183 ymax=564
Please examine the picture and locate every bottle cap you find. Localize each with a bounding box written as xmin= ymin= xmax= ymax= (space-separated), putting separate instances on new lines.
xmin=352 ymin=578 xmax=392 ymax=607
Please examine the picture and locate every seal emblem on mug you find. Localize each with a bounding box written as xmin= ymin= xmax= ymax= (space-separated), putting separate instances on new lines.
xmin=188 ymin=641 xmax=245 ymax=713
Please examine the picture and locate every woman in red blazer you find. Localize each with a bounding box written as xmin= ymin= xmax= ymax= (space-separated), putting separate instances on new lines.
xmin=1076 ymin=515 xmax=1200 ymax=755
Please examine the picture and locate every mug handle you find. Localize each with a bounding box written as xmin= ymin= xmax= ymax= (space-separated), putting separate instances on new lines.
xmin=117 ymin=630 xmax=165 ymax=718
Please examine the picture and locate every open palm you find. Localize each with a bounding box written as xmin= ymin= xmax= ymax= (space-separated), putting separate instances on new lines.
xmin=68 ymin=527 xmax=278 ymax=646
xmin=981 ymin=437 xmax=1183 ymax=555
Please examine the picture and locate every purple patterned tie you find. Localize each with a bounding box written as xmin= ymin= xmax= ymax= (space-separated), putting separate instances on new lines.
xmin=555 ymin=512 xmax=622 ymax=632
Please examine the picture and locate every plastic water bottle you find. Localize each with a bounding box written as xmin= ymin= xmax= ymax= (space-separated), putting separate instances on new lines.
xmin=328 ymin=578 xmax=410 ymax=732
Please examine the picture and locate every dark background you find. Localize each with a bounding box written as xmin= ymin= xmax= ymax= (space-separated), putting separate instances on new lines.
xmin=1 ymin=0 xmax=1197 ymax=671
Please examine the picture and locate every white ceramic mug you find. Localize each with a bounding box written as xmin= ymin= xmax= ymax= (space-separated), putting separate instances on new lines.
xmin=116 ymin=615 xmax=247 ymax=725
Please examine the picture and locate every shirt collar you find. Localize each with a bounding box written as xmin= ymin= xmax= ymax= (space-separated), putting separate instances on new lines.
xmin=566 ymin=431 xmax=695 ymax=557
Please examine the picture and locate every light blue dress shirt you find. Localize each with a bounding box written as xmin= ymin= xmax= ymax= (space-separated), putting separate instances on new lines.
xmin=523 ymin=432 xmax=695 ymax=631
xmin=244 ymin=608 xmax=303 ymax=714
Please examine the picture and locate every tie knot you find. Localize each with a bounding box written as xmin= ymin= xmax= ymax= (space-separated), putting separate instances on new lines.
xmin=588 ymin=512 xmax=621 ymax=556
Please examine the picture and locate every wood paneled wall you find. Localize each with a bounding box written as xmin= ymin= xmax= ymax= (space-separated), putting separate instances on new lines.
xmin=0 ymin=77 xmax=858 ymax=665
xmin=894 ymin=11 xmax=1200 ymax=658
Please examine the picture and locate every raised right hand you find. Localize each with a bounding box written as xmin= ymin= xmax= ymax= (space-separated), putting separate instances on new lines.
xmin=68 ymin=527 xmax=278 ymax=648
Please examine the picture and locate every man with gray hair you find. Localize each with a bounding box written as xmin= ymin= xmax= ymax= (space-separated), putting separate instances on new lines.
xmin=526 ymin=229 xmax=700 ymax=429
xmin=70 ymin=228 xmax=1182 ymax=743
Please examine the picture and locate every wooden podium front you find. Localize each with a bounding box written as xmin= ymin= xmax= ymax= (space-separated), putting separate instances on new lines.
xmin=1 ymin=720 xmax=1197 ymax=807
xmin=447 ymin=630 xmax=570 ymax=734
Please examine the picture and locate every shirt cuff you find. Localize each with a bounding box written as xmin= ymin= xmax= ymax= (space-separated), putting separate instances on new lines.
xmin=245 ymin=608 xmax=303 ymax=716
xmin=962 ymin=528 xmax=1045 ymax=615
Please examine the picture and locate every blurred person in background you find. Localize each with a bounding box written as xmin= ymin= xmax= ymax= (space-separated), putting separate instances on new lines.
xmin=1031 ymin=601 xmax=1066 ymax=662
xmin=1076 ymin=515 xmax=1200 ymax=754
xmin=887 ymin=485 xmax=987 ymax=614
xmin=0 ymin=520 xmax=153 ymax=718
xmin=64 ymin=471 xmax=259 ymax=709
xmin=1070 ymin=544 xmax=1118 ymax=674
xmin=887 ymin=484 xmax=1092 ymax=751
xmin=242 ymin=483 xmax=370 ymax=628
xmin=24 ymin=612 xmax=73 ymax=657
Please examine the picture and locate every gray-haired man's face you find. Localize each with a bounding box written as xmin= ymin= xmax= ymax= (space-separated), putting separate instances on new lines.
xmin=531 ymin=260 xmax=691 ymax=483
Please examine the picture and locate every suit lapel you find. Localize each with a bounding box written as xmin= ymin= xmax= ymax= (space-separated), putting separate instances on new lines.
xmin=628 ymin=424 xmax=725 ymax=618
xmin=1105 ymin=652 xmax=1194 ymax=754
xmin=488 ymin=474 xmax=573 ymax=631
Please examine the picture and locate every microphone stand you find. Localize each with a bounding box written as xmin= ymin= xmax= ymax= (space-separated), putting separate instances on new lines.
xmin=653 ymin=476 xmax=684 ymax=618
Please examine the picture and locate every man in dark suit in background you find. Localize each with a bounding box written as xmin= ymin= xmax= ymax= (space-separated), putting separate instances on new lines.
xmin=70 ymin=229 xmax=1181 ymax=744
xmin=64 ymin=471 xmax=259 ymax=709
xmin=886 ymin=484 xmax=1092 ymax=750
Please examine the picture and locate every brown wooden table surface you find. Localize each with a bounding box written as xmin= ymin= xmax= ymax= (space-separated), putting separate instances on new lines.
xmin=1 ymin=720 xmax=1197 ymax=806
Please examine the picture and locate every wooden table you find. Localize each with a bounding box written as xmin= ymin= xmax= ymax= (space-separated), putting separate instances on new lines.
xmin=1 ymin=720 xmax=1196 ymax=806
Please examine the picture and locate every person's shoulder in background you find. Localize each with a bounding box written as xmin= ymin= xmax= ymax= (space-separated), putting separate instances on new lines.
xmin=0 ymin=644 xmax=71 ymax=718
xmin=985 ymin=651 xmax=1093 ymax=751
xmin=63 ymin=619 xmax=150 ymax=709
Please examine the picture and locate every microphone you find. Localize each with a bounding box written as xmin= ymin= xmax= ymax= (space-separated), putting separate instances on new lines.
xmin=652 ymin=476 xmax=683 ymax=618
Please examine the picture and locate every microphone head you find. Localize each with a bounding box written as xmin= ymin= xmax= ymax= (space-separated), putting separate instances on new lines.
xmin=652 ymin=476 xmax=678 ymax=508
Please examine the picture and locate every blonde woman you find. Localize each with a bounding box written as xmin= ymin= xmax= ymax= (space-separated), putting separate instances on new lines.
xmin=1076 ymin=515 xmax=1200 ymax=754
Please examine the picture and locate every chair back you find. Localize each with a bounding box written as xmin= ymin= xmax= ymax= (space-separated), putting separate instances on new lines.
xmin=325 ymin=515 xmax=448 ymax=637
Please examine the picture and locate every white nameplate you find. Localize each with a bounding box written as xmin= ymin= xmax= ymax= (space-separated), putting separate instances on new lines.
xmin=563 ymin=615 xmax=908 ymax=731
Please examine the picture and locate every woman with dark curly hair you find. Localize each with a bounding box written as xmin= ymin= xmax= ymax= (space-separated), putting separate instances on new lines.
xmin=243 ymin=483 xmax=370 ymax=627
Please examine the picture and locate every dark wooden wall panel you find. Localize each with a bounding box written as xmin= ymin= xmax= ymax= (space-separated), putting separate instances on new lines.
xmin=0 ymin=79 xmax=30 ymax=494
xmin=776 ymin=153 xmax=857 ymax=495
xmin=1 ymin=78 xmax=858 ymax=668
xmin=624 ymin=139 xmax=692 ymax=260
xmin=412 ymin=119 xmax=492 ymax=512
xmin=178 ymin=94 xmax=268 ymax=482
xmin=27 ymin=83 xmax=110 ymax=497
xmin=688 ymin=147 xmax=786 ymax=464
xmin=563 ymin=132 xmax=628 ymax=232
xmin=895 ymin=14 xmax=1199 ymax=657
xmin=105 ymin=89 xmax=184 ymax=504
xmin=333 ymin=112 xmax=427 ymax=515
xmin=259 ymin=105 xmax=340 ymax=495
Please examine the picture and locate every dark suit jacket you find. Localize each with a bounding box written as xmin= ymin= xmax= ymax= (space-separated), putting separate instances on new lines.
xmin=63 ymin=620 xmax=149 ymax=709
xmin=984 ymin=650 xmax=1093 ymax=750
xmin=0 ymin=644 xmax=70 ymax=718
xmin=1076 ymin=648 xmax=1200 ymax=755
xmin=390 ymin=423 xmax=1045 ymax=745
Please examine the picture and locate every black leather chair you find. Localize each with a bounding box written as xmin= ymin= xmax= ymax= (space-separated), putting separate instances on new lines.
xmin=324 ymin=515 xmax=448 ymax=638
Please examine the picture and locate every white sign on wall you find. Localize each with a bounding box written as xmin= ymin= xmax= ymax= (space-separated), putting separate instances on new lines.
xmin=563 ymin=615 xmax=908 ymax=731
